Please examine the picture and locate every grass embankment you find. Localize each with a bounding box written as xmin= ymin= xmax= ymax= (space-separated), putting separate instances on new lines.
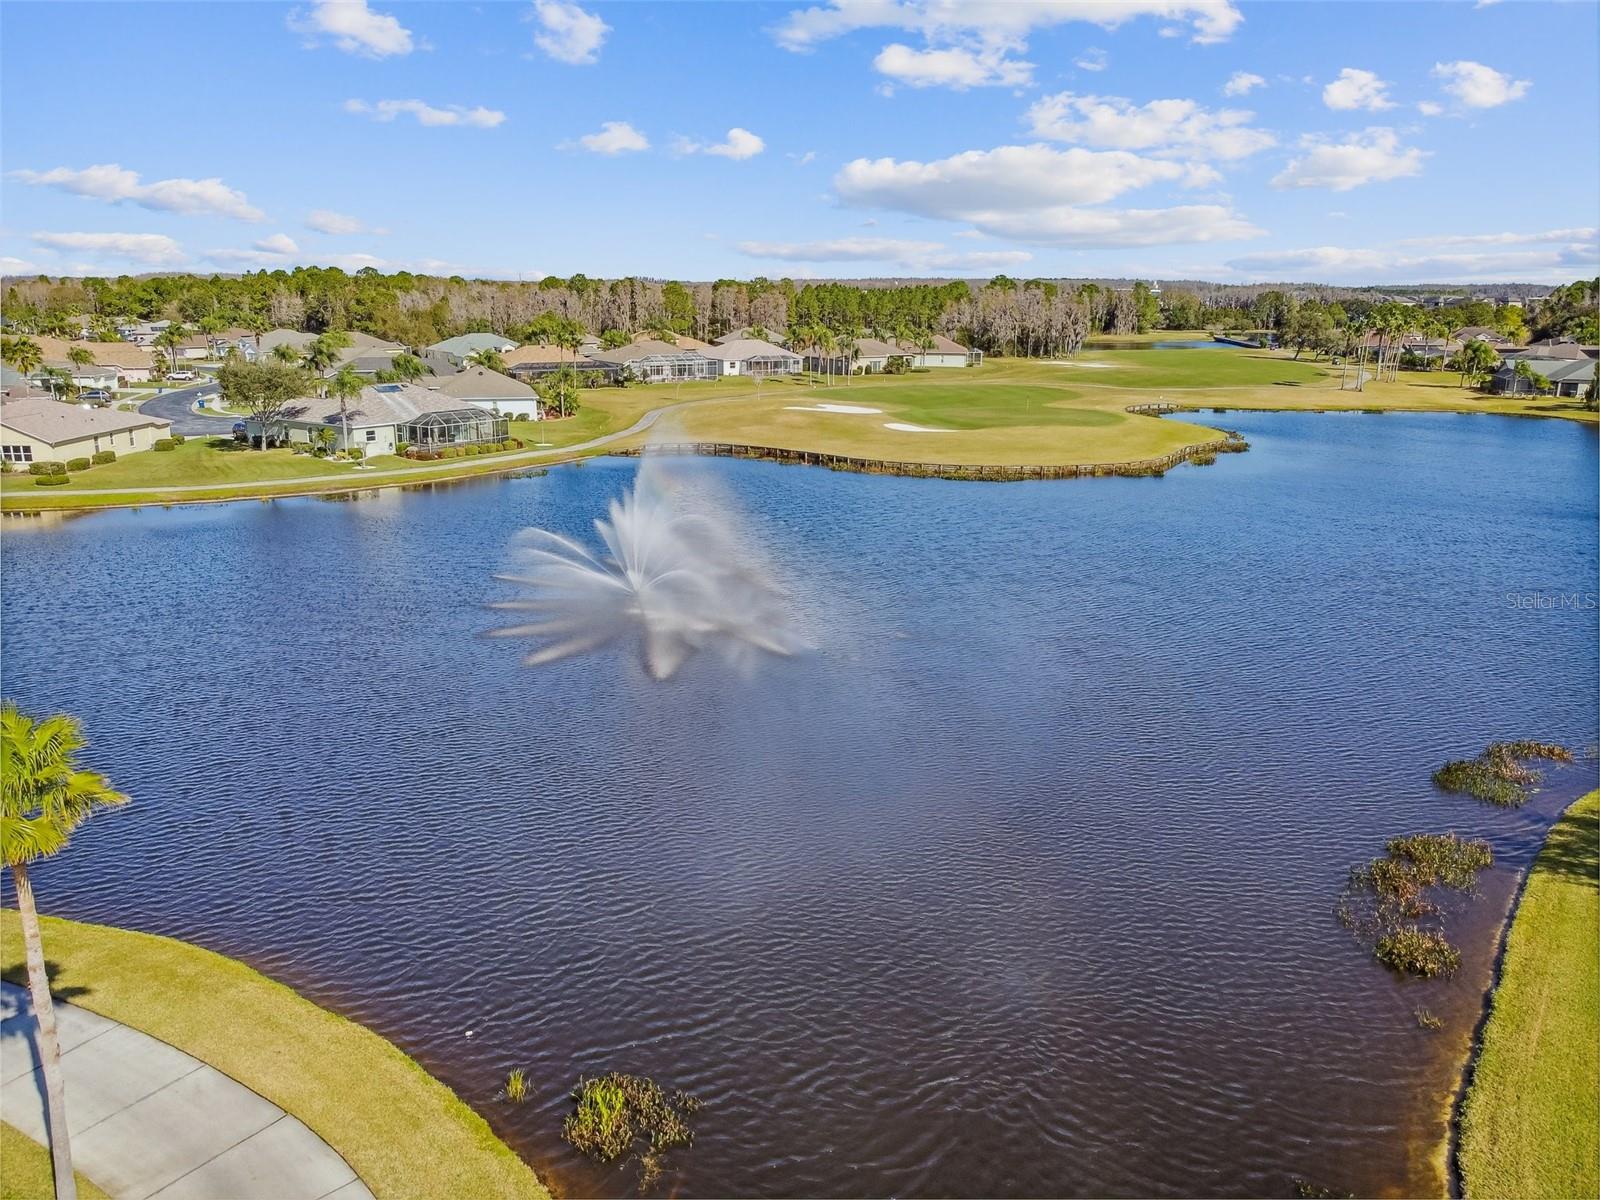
xmin=1 ymin=1122 xmax=110 ymax=1200
xmin=1457 ymin=789 xmax=1600 ymax=1199
xmin=0 ymin=912 xmax=548 ymax=1200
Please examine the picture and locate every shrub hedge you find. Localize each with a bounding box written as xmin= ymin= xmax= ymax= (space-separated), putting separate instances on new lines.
xmin=153 ymin=438 xmax=178 ymax=451
xmin=92 ymin=450 xmax=116 ymax=465
xmin=28 ymin=461 xmax=66 ymax=477
xmin=66 ymin=456 xmax=92 ymax=472
xmin=35 ymin=475 xmax=70 ymax=487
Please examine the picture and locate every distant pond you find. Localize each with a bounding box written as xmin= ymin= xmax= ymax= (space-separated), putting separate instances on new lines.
xmin=1084 ymin=338 xmax=1238 ymax=350
xmin=2 ymin=411 xmax=1595 ymax=1198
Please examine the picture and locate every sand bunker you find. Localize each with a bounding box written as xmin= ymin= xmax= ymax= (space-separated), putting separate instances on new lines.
xmin=784 ymin=403 xmax=883 ymax=414
xmin=1043 ymin=360 xmax=1118 ymax=369
xmin=883 ymin=422 xmax=956 ymax=433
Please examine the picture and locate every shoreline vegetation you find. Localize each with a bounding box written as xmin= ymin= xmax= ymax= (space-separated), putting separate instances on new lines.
xmin=0 ymin=911 xmax=549 ymax=1200
xmin=1456 ymin=789 xmax=1600 ymax=1199
xmin=2 ymin=349 xmax=1592 ymax=513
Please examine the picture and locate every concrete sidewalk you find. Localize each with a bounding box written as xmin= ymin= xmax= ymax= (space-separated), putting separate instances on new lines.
xmin=0 ymin=981 xmax=373 ymax=1200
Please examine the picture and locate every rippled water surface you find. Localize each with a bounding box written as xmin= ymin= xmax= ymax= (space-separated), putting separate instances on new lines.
xmin=2 ymin=412 xmax=1595 ymax=1199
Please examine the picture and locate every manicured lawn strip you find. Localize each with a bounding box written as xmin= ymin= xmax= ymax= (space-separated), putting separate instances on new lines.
xmin=1457 ymin=790 xmax=1600 ymax=1199
xmin=1 ymin=1121 xmax=110 ymax=1200
xmin=0 ymin=912 xmax=548 ymax=1200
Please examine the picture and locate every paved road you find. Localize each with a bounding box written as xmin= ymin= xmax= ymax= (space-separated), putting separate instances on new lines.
xmin=137 ymin=383 xmax=237 ymax=437
xmin=1 ymin=982 xmax=372 ymax=1200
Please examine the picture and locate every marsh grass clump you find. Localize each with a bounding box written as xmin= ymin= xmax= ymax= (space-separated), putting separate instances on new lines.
xmin=503 ymin=1068 xmax=529 ymax=1103
xmin=1376 ymin=928 xmax=1460 ymax=977
xmin=1191 ymin=451 xmax=1217 ymax=466
xmin=1338 ymin=833 xmax=1492 ymax=978
xmin=1293 ymin=1178 xmax=1353 ymax=1198
xmin=564 ymin=1072 xmax=702 ymax=1190
xmin=1433 ymin=740 xmax=1573 ymax=806
xmin=1413 ymin=1007 xmax=1443 ymax=1030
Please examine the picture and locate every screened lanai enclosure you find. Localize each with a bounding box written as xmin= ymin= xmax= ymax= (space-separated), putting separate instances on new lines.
xmin=401 ymin=407 xmax=509 ymax=447
xmin=629 ymin=350 xmax=719 ymax=383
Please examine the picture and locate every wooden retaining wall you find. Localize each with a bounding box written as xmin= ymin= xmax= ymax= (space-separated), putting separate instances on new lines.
xmin=623 ymin=430 xmax=1247 ymax=482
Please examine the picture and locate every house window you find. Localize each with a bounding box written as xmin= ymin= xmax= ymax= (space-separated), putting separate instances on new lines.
xmin=365 ymin=429 xmax=377 ymax=443
xmin=3 ymin=445 xmax=34 ymax=463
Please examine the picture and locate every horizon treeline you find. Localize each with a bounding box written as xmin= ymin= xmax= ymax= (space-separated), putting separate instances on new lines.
xmin=2 ymin=270 xmax=1594 ymax=359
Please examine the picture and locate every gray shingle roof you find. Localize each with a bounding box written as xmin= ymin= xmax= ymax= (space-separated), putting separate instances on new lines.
xmin=0 ymin=397 xmax=171 ymax=445
xmin=419 ymin=366 xmax=537 ymax=400
xmin=280 ymin=382 xmax=490 ymax=428
xmin=704 ymin=338 xmax=801 ymax=362
xmin=586 ymin=339 xmax=711 ymax=365
xmin=426 ymin=332 xmax=516 ymax=356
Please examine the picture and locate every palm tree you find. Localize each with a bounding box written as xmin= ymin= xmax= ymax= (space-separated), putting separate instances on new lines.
xmin=388 ymin=352 xmax=427 ymax=382
xmin=302 ymin=332 xmax=351 ymax=390
xmin=39 ymin=367 xmax=74 ymax=402
xmin=326 ymin=366 xmax=365 ymax=456
xmin=2 ymin=335 xmax=44 ymax=376
xmin=467 ymin=348 xmax=507 ymax=374
xmin=154 ymin=324 xmax=189 ymax=372
xmin=1 ymin=704 xmax=128 ymax=1200
xmin=241 ymin=312 xmax=270 ymax=360
xmin=67 ymin=347 xmax=94 ymax=369
xmin=270 ymin=343 xmax=301 ymax=367
xmin=197 ymin=314 xmax=227 ymax=361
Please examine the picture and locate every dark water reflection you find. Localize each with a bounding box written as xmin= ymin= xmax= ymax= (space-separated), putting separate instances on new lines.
xmin=2 ymin=412 xmax=1595 ymax=1199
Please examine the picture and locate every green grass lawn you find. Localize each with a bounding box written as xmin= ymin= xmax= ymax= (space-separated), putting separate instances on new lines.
xmin=1458 ymin=789 xmax=1600 ymax=1199
xmin=0 ymin=912 xmax=548 ymax=1200
xmin=1 ymin=1122 xmax=110 ymax=1200
xmin=1061 ymin=348 xmax=1333 ymax=390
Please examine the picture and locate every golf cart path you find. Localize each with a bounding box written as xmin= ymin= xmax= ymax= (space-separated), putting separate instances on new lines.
xmin=0 ymin=981 xmax=373 ymax=1200
xmin=32 ymin=393 xmax=708 ymax=497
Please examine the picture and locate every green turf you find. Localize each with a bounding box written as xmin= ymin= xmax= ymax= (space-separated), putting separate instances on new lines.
xmin=1458 ymin=790 xmax=1600 ymax=1199
xmin=0 ymin=912 xmax=549 ymax=1200
xmin=1 ymin=1122 xmax=111 ymax=1200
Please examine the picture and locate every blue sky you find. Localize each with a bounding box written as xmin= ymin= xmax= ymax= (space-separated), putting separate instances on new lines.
xmin=2 ymin=0 xmax=1595 ymax=285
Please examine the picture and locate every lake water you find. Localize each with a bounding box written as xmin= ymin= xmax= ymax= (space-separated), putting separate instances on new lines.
xmin=1084 ymin=338 xmax=1236 ymax=350
xmin=2 ymin=411 xmax=1595 ymax=1198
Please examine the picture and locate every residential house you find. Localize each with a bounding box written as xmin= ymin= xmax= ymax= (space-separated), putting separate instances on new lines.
xmin=29 ymin=337 xmax=156 ymax=385
xmin=116 ymin=320 xmax=170 ymax=346
xmin=1452 ymin=326 xmax=1514 ymax=349
xmin=425 ymin=332 xmax=517 ymax=369
xmin=1 ymin=365 xmax=50 ymax=401
xmin=1 ymin=397 xmax=171 ymax=465
xmin=246 ymin=382 xmax=509 ymax=456
xmin=1488 ymin=356 xmax=1597 ymax=398
xmin=584 ymin=339 xmax=719 ymax=382
xmin=43 ymin=360 xmax=119 ymax=392
xmin=256 ymin=329 xmax=406 ymax=375
xmin=419 ymin=366 xmax=543 ymax=420
xmin=803 ymin=335 xmax=977 ymax=375
xmin=713 ymin=328 xmax=787 ymax=347
xmin=634 ymin=331 xmax=716 ymax=352
xmin=704 ymin=338 xmax=802 ymax=377
xmin=503 ymin=344 xmax=623 ymax=384
xmin=1514 ymin=339 xmax=1595 ymax=360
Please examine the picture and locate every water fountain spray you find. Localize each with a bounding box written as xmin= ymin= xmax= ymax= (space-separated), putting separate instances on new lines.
xmin=489 ymin=455 xmax=807 ymax=680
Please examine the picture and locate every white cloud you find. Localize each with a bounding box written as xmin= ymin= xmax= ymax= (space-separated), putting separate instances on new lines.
xmin=287 ymin=0 xmax=413 ymax=57
xmin=1397 ymin=227 xmax=1597 ymax=249
xmin=1226 ymin=240 xmax=1598 ymax=284
xmin=31 ymin=231 xmax=187 ymax=266
xmin=775 ymin=1 xmax=1245 ymax=51
xmin=530 ymin=0 xmax=610 ymax=65
xmin=675 ymin=127 xmax=766 ymax=159
xmin=1075 ymin=47 xmax=1108 ymax=72
xmin=873 ymin=43 xmax=1033 ymax=89
xmin=573 ymin=121 xmax=650 ymax=154
xmin=1026 ymin=91 xmax=1274 ymax=160
xmin=208 ymin=234 xmax=305 ymax=267
xmin=1322 ymin=68 xmax=1394 ymax=111
xmin=833 ymin=144 xmax=1259 ymax=246
xmin=11 ymin=163 xmax=264 ymax=221
xmin=1432 ymin=60 xmax=1530 ymax=108
xmin=1271 ymin=128 xmax=1425 ymax=191
xmin=1417 ymin=100 xmax=1443 ymax=117
xmin=344 ymin=99 xmax=506 ymax=128
xmin=0 ymin=256 xmax=45 ymax=275
xmin=1222 ymin=71 xmax=1264 ymax=96
xmin=306 ymin=209 xmax=378 ymax=235
xmin=790 ymin=150 xmax=818 ymax=165
xmin=736 ymin=236 xmax=1032 ymax=271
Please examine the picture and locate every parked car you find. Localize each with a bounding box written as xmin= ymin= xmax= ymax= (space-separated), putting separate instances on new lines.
xmin=79 ymin=389 xmax=112 ymax=403
xmin=168 ymin=370 xmax=196 ymax=382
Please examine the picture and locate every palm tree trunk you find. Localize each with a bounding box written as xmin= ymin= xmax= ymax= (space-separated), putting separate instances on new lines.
xmin=11 ymin=863 xmax=78 ymax=1200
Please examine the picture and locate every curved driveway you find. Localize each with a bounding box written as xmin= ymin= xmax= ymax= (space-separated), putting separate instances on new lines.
xmin=137 ymin=382 xmax=238 ymax=436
